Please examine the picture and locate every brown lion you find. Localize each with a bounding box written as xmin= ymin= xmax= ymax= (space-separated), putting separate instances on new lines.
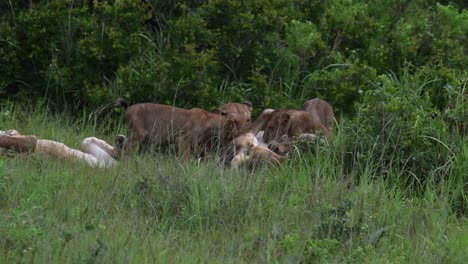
xmin=117 ymin=99 xmax=251 ymax=159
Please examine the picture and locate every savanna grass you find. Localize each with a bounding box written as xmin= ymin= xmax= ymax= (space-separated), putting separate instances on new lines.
xmin=0 ymin=103 xmax=466 ymax=263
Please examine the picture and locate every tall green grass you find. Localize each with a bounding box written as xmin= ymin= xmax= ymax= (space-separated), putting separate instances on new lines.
xmin=0 ymin=102 xmax=466 ymax=263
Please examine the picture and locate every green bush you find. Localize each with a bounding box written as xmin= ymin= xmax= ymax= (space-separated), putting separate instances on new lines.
xmin=1 ymin=1 xmax=465 ymax=115
xmin=1 ymin=0 xmax=149 ymax=109
xmin=350 ymin=64 xmax=463 ymax=188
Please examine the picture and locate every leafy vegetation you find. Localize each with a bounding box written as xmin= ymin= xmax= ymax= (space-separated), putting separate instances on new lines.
xmin=1 ymin=1 xmax=466 ymax=114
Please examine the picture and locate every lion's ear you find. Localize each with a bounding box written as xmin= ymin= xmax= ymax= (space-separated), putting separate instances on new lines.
xmin=211 ymin=108 xmax=227 ymax=116
xmin=280 ymin=134 xmax=289 ymax=142
xmin=242 ymin=100 xmax=253 ymax=110
xmin=278 ymin=113 xmax=291 ymax=127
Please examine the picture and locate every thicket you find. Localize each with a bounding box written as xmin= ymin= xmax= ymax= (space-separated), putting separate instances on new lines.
xmin=0 ymin=0 xmax=466 ymax=114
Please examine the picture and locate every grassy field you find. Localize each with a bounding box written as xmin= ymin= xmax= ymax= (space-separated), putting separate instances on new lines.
xmin=0 ymin=104 xmax=467 ymax=263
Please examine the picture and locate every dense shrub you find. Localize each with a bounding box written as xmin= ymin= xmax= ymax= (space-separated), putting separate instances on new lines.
xmin=0 ymin=0 xmax=465 ymax=114
xmin=350 ymin=64 xmax=464 ymax=187
xmin=0 ymin=0 xmax=149 ymax=109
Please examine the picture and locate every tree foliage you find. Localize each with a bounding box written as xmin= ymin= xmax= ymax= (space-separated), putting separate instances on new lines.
xmin=0 ymin=0 xmax=466 ymax=115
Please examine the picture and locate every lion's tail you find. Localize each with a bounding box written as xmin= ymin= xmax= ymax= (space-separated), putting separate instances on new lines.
xmin=116 ymin=98 xmax=129 ymax=109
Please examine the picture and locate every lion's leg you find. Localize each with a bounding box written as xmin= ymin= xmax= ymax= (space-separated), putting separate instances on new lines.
xmin=318 ymin=124 xmax=333 ymax=141
xmin=250 ymin=145 xmax=285 ymax=164
xmin=79 ymin=137 xmax=117 ymax=167
xmin=230 ymin=152 xmax=249 ymax=168
xmin=125 ymin=127 xmax=147 ymax=155
xmin=112 ymin=134 xmax=127 ymax=160
xmin=36 ymin=139 xmax=103 ymax=167
xmin=0 ymin=134 xmax=38 ymax=153
xmin=0 ymin=130 xmax=22 ymax=136
xmin=231 ymin=145 xmax=285 ymax=168
xmin=178 ymin=134 xmax=192 ymax=160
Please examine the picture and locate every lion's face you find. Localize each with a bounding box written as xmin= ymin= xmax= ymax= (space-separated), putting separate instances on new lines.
xmin=218 ymin=101 xmax=252 ymax=132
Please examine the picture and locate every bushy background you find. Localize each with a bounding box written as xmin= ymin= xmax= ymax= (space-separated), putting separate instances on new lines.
xmin=0 ymin=0 xmax=465 ymax=114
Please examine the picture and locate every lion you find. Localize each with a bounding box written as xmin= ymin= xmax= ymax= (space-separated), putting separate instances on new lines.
xmin=303 ymin=98 xmax=335 ymax=130
xmin=262 ymin=109 xmax=332 ymax=144
xmin=117 ymin=100 xmax=250 ymax=159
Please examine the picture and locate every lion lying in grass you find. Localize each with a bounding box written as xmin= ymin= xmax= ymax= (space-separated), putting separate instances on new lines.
xmin=0 ymin=130 xmax=123 ymax=168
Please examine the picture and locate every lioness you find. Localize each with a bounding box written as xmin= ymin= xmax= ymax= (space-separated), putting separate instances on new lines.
xmin=228 ymin=103 xmax=333 ymax=166
xmin=262 ymin=109 xmax=332 ymax=145
xmin=263 ymin=109 xmax=331 ymax=155
xmin=0 ymin=130 xmax=119 ymax=168
xmin=118 ymin=100 xmax=249 ymax=159
xmin=230 ymin=132 xmax=285 ymax=168
xmin=222 ymin=109 xmax=275 ymax=164
xmin=303 ymin=98 xmax=335 ymax=129
xmin=219 ymin=100 xmax=253 ymax=129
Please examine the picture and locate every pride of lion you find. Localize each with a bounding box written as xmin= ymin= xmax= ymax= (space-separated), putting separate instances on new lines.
xmin=0 ymin=98 xmax=334 ymax=168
